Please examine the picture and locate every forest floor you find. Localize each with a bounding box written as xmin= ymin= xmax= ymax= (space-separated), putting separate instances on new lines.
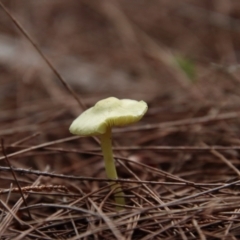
xmin=1 ymin=1 xmax=240 ymax=239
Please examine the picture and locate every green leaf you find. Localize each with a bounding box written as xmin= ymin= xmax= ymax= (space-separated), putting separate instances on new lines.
xmin=175 ymin=55 xmax=196 ymax=82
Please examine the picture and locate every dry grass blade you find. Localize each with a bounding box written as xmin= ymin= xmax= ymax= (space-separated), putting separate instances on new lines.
xmin=0 ymin=167 xmax=46 ymax=237
xmin=75 ymin=199 xmax=124 ymax=240
xmin=211 ymin=149 xmax=240 ymax=177
xmin=1 ymin=139 xmax=31 ymax=219
xmin=0 ymin=136 xmax=80 ymax=162
xmin=192 ymin=219 xmax=206 ymax=240
xmin=118 ymin=111 xmax=240 ymax=132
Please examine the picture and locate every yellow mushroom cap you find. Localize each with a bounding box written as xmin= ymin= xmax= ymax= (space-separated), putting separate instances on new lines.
xmin=69 ymin=97 xmax=148 ymax=136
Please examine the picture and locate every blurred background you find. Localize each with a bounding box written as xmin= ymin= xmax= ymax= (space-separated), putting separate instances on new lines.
xmin=1 ymin=0 xmax=240 ymax=107
xmin=1 ymin=0 xmax=240 ymax=170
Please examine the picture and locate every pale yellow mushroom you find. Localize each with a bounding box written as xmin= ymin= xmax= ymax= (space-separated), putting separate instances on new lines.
xmin=69 ymin=97 xmax=148 ymax=208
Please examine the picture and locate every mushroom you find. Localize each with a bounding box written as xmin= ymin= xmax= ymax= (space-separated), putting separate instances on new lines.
xmin=69 ymin=97 xmax=148 ymax=208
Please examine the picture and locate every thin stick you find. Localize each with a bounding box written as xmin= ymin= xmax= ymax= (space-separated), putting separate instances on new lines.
xmin=192 ymin=219 xmax=206 ymax=240
xmin=116 ymin=111 xmax=240 ymax=132
xmin=0 ymin=1 xmax=85 ymax=110
xmin=1 ymin=139 xmax=32 ymax=219
xmin=0 ymin=165 xmax=231 ymax=187
xmin=211 ymin=149 xmax=240 ymax=177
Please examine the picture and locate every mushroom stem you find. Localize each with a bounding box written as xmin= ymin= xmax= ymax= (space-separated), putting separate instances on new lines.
xmin=99 ymin=127 xmax=126 ymax=208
